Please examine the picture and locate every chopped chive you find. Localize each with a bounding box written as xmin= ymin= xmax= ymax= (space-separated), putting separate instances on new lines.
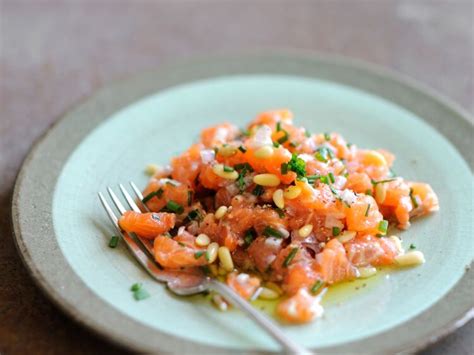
xmin=273 ymin=141 xmax=281 ymax=148
xmin=276 ymin=121 xmax=282 ymax=131
xmin=365 ymin=189 xmax=372 ymax=196
xmin=409 ymin=188 xmax=419 ymax=208
xmin=389 ymin=168 xmax=397 ymax=177
xmin=346 ymin=142 xmax=353 ymax=148
xmin=185 ymin=209 xmax=203 ymax=222
xmin=409 ymin=243 xmax=416 ymax=250
xmin=364 ymin=204 xmax=371 ymax=217
xmin=187 ymin=190 xmax=193 ymax=206
xmin=142 ymin=188 xmax=163 ymax=203
xmin=310 ymin=280 xmax=324 ymax=294
xmin=244 ymin=228 xmax=256 ymax=247
xmin=277 ymin=130 xmax=289 ymax=144
xmin=241 ymin=129 xmax=251 ymax=137
xmin=263 ymin=226 xmax=284 ymax=238
xmin=328 ymin=172 xmax=336 ymax=183
xmin=194 ymin=251 xmax=205 ymax=259
xmin=274 ymin=207 xmax=286 ymax=218
xmin=281 ymin=162 xmax=289 ymax=175
xmin=238 ymin=145 xmax=247 ymax=153
xmin=378 ymin=220 xmax=388 ymax=234
xmin=234 ymin=162 xmax=253 ymax=172
xmin=304 ymin=130 xmax=311 ymax=138
xmin=252 ymin=185 xmax=265 ymax=196
xmin=324 ymin=132 xmax=331 ymax=141
xmin=223 ymin=165 xmax=234 ymax=172
xmin=133 ymin=287 xmax=150 ymax=301
xmin=108 ymin=236 xmax=119 ymax=248
xmin=166 ymin=200 xmax=184 ymax=214
xmin=178 ymin=241 xmax=186 ymax=247
xmin=166 ymin=180 xmax=179 ymax=187
xmin=371 ymin=178 xmax=397 ymax=185
xmin=307 ymin=174 xmax=321 ymax=184
xmin=315 ymin=147 xmax=328 ymax=162
xmin=327 ymin=149 xmax=335 ymax=159
xmin=332 ymin=227 xmax=341 ymax=236
xmin=319 ymin=175 xmax=329 ymax=184
xmin=283 ymin=247 xmax=298 ymax=267
xmin=130 ymin=283 xmax=142 ymax=292
xmin=289 ymin=141 xmax=298 ymax=148
xmin=375 ymin=234 xmax=383 ymax=238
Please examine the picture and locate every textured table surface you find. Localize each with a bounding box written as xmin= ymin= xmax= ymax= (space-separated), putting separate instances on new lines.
xmin=1 ymin=1 xmax=472 ymax=354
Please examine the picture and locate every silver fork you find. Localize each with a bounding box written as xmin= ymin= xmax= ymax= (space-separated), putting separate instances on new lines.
xmin=98 ymin=182 xmax=310 ymax=355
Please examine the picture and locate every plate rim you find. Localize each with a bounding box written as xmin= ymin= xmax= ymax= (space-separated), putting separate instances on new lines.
xmin=11 ymin=50 xmax=474 ymax=354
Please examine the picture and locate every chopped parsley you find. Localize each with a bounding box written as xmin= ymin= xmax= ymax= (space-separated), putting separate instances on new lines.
xmin=332 ymin=227 xmax=341 ymax=236
xmin=287 ymin=153 xmax=306 ymax=178
xmin=142 ymin=188 xmax=164 ymax=203
xmin=108 ymin=236 xmax=119 ymax=248
xmin=310 ymin=280 xmax=324 ymax=294
xmin=263 ymin=226 xmax=284 ymax=238
xmin=252 ymin=184 xmax=265 ymax=196
xmin=283 ymin=248 xmax=298 ymax=267
xmin=378 ymin=220 xmax=388 ymax=234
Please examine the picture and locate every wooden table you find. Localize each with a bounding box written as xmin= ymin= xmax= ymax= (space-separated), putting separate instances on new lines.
xmin=1 ymin=1 xmax=472 ymax=354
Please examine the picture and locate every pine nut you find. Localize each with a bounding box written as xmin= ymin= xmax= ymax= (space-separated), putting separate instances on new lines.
xmin=272 ymin=189 xmax=285 ymax=209
xmin=298 ymin=224 xmax=313 ymax=238
xmin=218 ymin=145 xmax=237 ymax=157
xmin=212 ymin=164 xmax=239 ymax=180
xmin=337 ymin=231 xmax=356 ymax=243
xmin=283 ymin=185 xmax=302 ymax=199
xmin=395 ymin=251 xmax=425 ymax=266
xmin=363 ymin=150 xmax=387 ymax=167
xmin=265 ymin=282 xmax=283 ymax=295
xmin=218 ymin=246 xmax=234 ymax=272
xmin=214 ymin=206 xmax=228 ymax=219
xmin=206 ymin=242 xmax=219 ymax=263
xmin=253 ymin=174 xmax=280 ymax=187
xmin=258 ymin=287 xmax=281 ymax=300
xmin=358 ymin=266 xmax=377 ymax=278
xmin=388 ymin=235 xmax=404 ymax=254
xmin=144 ymin=163 xmax=160 ymax=176
xmin=195 ymin=233 xmax=210 ymax=247
xmin=254 ymin=145 xmax=274 ymax=159
xmin=375 ymin=183 xmax=387 ymax=204
xmin=212 ymin=294 xmax=228 ymax=311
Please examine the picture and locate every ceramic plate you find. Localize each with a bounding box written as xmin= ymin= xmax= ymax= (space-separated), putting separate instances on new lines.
xmin=12 ymin=52 xmax=473 ymax=354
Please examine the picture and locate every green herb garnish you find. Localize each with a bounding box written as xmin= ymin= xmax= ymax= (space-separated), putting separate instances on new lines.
xmin=307 ymin=175 xmax=321 ymax=184
xmin=194 ymin=251 xmax=205 ymax=259
xmin=131 ymin=283 xmax=142 ymax=292
xmin=332 ymin=227 xmax=341 ymax=236
xmin=244 ymin=229 xmax=256 ymax=247
xmin=310 ymin=280 xmax=324 ymax=294
xmin=108 ymin=236 xmax=119 ymax=248
xmin=238 ymin=145 xmax=247 ymax=153
xmin=142 ymin=188 xmax=163 ymax=203
xmin=287 ymin=153 xmax=306 ymax=178
xmin=304 ymin=130 xmax=311 ymax=138
xmin=274 ymin=207 xmax=286 ymax=218
xmin=328 ymin=172 xmax=336 ymax=183
xmin=371 ymin=178 xmax=397 ymax=185
xmin=263 ymin=226 xmax=284 ymax=238
xmin=409 ymin=243 xmax=416 ymax=250
xmin=276 ymin=121 xmax=282 ymax=131
xmin=166 ymin=200 xmax=184 ymax=214
xmin=187 ymin=190 xmax=193 ymax=206
xmin=252 ymin=185 xmax=265 ymax=196
xmin=324 ymin=132 xmax=331 ymax=141
xmin=277 ymin=130 xmax=289 ymax=144
xmin=185 ymin=209 xmax=203 ymax=223
xmin=283 ymin=248 xmax=298 ymax=267
xmin=409 ymin=188 xmax=419 ymax=208
xmin=223 ymin=165 xmax=234 ymax=172
xmin=133 ymin=287 xmax=150 ymax=301
xmin=364 ymin=204 xmax=371 ymax=217
xmin=378 ymin=220 xmax=388 ymax=234
xmin=280 ymin=162 xmax=289 ymax=175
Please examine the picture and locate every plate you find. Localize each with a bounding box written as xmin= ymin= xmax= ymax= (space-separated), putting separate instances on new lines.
xmin=12 ymin=52 xmax=473 ymax=354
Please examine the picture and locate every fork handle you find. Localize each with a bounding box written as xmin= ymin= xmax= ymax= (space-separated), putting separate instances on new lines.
xmin=209 ymin=279 xmax=311 ymax=355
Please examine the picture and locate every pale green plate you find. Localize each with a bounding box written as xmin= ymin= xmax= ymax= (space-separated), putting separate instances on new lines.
xmin=12 ymin=52 xmax=473 ymax=354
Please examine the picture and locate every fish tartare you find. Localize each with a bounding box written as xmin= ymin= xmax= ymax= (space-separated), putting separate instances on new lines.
xmin=118 ymin=109 xmax=439 ymax=323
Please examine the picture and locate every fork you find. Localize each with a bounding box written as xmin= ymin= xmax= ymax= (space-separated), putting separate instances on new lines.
xmin=98 ymin=182 xmax=311 ymax=355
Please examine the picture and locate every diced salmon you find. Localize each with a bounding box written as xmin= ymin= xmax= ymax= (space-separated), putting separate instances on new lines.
xmin=226 ymin=272 xmax=261 ymax=300
xmin=346 ymin=173 xmax=373 ymax=194
xmin=345 ymin=234 xmax=400 ymax=266
xmin=345 ymin=194 xmax=383 ymax=234
xmin=276 ymin=288 xmax=324 ymax=324
xmin=283 ymin=262 xmax=321 ymax=295
xmin=118 ymin=211 xmax=176 ymax=238
xmin=200 ymin=123 xmax=239 ymax=147
xmin=142 ymin=179 xmax=190 ymax=212
xmin=315 ymin=239 xmax=357 ymax=283
xmin=153 ymin=231 xmax=208 ymax=268
xmin=171 ymin=144 xmax=204 ymax=188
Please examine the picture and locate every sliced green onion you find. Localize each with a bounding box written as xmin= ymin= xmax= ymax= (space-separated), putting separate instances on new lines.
xmin=332 ymin=227 xmax=341 ymax=236
xmin=166 ymin=200 xmax=184 ymax=214
xmin=263 ymin=226 xmax=284 ymax=238
xmin=328 ymin=172 xmax=336 ymax=183
xmin=252 ymin=185 xmax=265 ymax=196
xmin=223 ymin=165 xmax=234 ymax=172
xmin=108 ymin=236 xmax=119 ymax=248
xmin=364 ymin=204 xmax=371 ymax=217
xmin=310 ymin=280 xmax=324 ymax=294
xmin=378 ymin=220 xmax=388 ymax=234
xmin=283 ymin=248 xmax=298 ymax=267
